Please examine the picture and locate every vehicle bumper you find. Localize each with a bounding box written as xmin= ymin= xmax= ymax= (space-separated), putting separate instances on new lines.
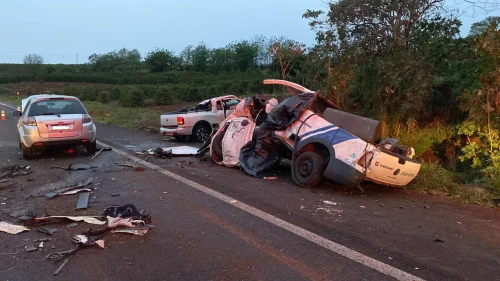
xmin=160 ymin=126 xmax=192 ymax=136
xmin=20 ymin=123 xmax=97 ymax=148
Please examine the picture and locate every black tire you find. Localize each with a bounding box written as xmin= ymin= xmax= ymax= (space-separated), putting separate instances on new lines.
xmin=293 ymin=151 xmax=325 ymax=187
xmin=86 ymin=140 xmax=97 ymax=155
xmin=21 ymin=142 xmax=34 ymax=160
xmin=192 ymin=123 xmax=212 ymax=143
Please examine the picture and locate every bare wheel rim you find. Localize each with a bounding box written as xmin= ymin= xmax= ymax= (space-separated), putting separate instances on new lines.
xmin=197 ymin=127 xmax=209 ymax=142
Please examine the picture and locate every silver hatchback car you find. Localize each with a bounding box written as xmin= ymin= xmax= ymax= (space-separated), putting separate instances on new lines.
xmin=13 ymin=94 xmax=97 ymax=159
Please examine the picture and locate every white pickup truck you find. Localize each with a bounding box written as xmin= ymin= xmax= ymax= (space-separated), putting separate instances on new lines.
xmin=160 ymin=95 xmax=240 ymax=142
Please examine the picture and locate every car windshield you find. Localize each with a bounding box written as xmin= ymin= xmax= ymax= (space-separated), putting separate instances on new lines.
xmin=27 ymin=99 xmax=88 ymax=117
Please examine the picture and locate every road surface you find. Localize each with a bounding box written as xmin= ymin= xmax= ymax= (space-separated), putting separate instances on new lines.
xmin=1 ymin=101 xmax=499 ymax=281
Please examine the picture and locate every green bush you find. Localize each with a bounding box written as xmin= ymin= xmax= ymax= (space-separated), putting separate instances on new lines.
xmin=97 ymin=90 xmax=110 ymax=103
xmin=120 ymin=87 xmax=144 ymax=107
xmin=155 ymin=86 xmax=173 ymax=105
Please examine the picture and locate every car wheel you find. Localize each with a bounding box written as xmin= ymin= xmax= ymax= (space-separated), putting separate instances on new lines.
xmin=86 ymin=140 xmax=97 ymax=155
xmin=21 ymin=142 xmax=34 ymax=160
xmin=293 ymin=151 xmax=325 ymax=187
xmin=193 ymin=123 xmax=212 ymax=143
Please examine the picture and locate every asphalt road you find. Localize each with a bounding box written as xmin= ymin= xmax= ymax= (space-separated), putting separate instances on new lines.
xmin=1 ymin=101 xmax=499 ymax=281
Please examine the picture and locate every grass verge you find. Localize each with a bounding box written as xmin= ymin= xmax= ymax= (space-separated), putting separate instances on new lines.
xmin=408 ymin=162 xmax=495 ymax=205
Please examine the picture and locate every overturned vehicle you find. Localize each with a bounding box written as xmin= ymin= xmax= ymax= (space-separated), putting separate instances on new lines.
xmin=206 ymin=80 xmax=421 ymax=188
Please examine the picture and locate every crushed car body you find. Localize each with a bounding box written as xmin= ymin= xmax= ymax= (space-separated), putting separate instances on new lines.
xmin=206 ymin=79 xmax=421 ymax=189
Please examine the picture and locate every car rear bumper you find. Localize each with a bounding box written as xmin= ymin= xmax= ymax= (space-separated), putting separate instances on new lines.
xmin=160 ymin=126 xmax=192 ymax=136
xmin=20 ymin=123 xmax=96 ymax=148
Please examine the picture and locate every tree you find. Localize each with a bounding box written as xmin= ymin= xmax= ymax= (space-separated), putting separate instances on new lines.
xmin=191 ymin=43 xmax=210 ymax=72
xmin=87 ymin=48 xmax=141 ymax=72
xmin=234 ymin=40 xmax=259 ymax=71
xmin=145 ymin=48 xmax=177 ymax=72
xmin=268 ymin=38 xmax=306 ymax=80
xmin=23 ymin=54 xmax=44 ymax=64
xmin=469 ymin=16 xmax=500 ymax=36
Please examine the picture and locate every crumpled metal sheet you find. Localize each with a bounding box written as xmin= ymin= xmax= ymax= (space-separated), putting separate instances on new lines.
xmin=107 ymin=217 xmax=145 ymax=228
xmin=25 ymin=216 xmax=106 ymax=227
xmin=0 ymin=221 xmax=30 ymax=234
xmin=45 ymin=177 xmax=93 ymax=198
xmin=111 ymin=226 xmax=153 ymax=236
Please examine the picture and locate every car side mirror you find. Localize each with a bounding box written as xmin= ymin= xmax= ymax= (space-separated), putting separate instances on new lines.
xmin=13 ymin=111 xmax=22 ymax=117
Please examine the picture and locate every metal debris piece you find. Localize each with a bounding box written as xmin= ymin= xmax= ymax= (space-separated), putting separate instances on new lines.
xmin=46 ymin=248 xmax=78 ymax=262
xmin=53 ymin=258 xmax=69 ymax=275
xmin=111 ymin=226 xmax=153 ymax=236
xmin=162 ymin=146 xmax=199 ymax=156
xmin=95 ymin=240 xmax=105 ymax=248
xmin=434 ymin=238 xmax=445 ymax=243
xmin=0 ymin=221 xmax=30 ymax=234
xmin=117 ymin=164 xmax=145 ymax=171
xmin=107 ymin=217 xmax=145 ymax=228
xmin=50 ymin=164 xmax=97 ymax=171
xmin=91 ymin=147 xmax=112 ymax=160
xmin=37 ymin=227 xmax=58 ymax=235
xmin=45 ymin=177 xmax=93 ymax=198
xmin=36 ymin=238 xmax=52 ymax=242
xmin=61 ymin=188 xmax=93 ymax=196
xmin=0 ymin=165 xmax=32 ymax=179
xmin=76 ymin=192 xmax=90 ymax=210
xmin=25 ymin=245 xmax=38 ymax=252
xmin=66 ymin=223 xmax=79 ymax=228
xmin=25 ymin=216 xmax=106 ymax=227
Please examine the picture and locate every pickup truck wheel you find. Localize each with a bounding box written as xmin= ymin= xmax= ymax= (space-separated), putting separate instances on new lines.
xmin=293 ymin=151 xmax=325 ymax=187
xmin=193 ymin=123 xmax=212 ymax=143
xmin=21 ymin=142 xmax=34 ymax=160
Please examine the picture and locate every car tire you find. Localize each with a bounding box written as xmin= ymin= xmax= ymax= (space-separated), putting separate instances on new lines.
xmin=21 ymin=142 xmax=33 ymax=160
xmin=193 ymin=123 xmax=212 ymax=143
xmin=86 ymin=140 xmax=97 ymax=155
xmin=293 ymin=151 xmax=325 ymax=187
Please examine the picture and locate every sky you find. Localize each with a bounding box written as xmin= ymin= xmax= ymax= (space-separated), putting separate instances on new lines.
xmin=0 ymin=0 xmax=498 ymax=64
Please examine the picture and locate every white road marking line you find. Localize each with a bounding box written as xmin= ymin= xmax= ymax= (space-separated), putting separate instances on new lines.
xmin=0 ymin=102 xmax=17 ymax=110
xmin=97 ymin=140 xmax=425 ymax=281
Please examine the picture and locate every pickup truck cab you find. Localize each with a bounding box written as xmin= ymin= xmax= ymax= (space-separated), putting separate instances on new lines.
xmin=265 ymin=80 xmax=421 ymax=188
xmin=160 ymin=95 xmax=240 ymax=142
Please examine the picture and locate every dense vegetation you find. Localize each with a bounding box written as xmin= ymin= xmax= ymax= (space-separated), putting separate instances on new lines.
xmin=1 ymin=0 xmax=499 ymax=202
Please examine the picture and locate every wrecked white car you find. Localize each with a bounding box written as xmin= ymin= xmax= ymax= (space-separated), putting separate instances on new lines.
xmin=206 ymin=79 xmax=421 ymax=189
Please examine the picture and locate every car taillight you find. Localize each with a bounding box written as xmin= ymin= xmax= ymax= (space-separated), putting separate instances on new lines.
xmin=23 ymin=117 xmax=37 ymax=126
xmin=358 ymin=151 xmax=374 ymax=168
xmin=177 ymin=117 xmax=184 ymax=125
xmin=83 ymin=114 xmax=92 ymax=124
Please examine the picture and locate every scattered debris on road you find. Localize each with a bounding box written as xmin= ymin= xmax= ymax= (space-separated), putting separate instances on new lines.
xmin=75 ymin=192 xmax=90 ymax=210
xmin=0 ymin=221 xmax=30 ymax=234
xmin=72 ymin=234 xmax=105 ymax=248
xmin=117 ymin=163 xmax=145 ymax=171
xmin=45 ymin=177 xmax=93 ymax=198
xmin=25 ymin=215 xmax=106 ymax=227
xmin=91 ymin=146 xmax=112 ymax=160
xmin=37 ymin=227 xmax=59 ymax=235
xmin=53 ymin=258 xmax=70 ymax=275
xmin=50 ymin=164 xmax=97 ymax=171
xmin=434 ymin=238 xmax=445 ymax=243
xmin=66 ymin=223 xmax=79 ymax=228
xmin=111 ymin=226 xmax=152 ymax=236
xmin=46 ymin=248 xmax=79 ymax=262
xmin=0 ymin=165 xmax=32 ymax=179
xmin=25 ymin=245 xmax=38 ymax=252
